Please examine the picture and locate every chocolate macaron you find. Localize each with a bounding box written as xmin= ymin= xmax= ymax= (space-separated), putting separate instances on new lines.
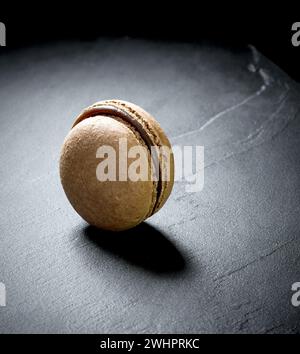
xmin=60 ymin=100 xmax=174 ymax=231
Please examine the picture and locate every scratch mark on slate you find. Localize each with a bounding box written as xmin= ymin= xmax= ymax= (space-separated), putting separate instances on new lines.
xmin=214 ymin=237 xmax=298 ymax=282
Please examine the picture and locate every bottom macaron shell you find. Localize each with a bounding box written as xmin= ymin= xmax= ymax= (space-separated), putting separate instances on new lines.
xmin=60 ymin=116 xmax=155 ymax=231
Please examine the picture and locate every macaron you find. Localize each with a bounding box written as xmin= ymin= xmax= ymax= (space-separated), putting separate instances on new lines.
xmin=59 ymin=100 xmax=174 ymax=231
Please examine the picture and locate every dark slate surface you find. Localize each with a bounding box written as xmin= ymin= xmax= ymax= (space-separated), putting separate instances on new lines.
xmin=0 ymin=38 xmax=300 ymax=333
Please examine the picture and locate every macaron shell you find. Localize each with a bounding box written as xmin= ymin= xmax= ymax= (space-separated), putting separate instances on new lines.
xmin=60 ymin=116 xmax=155 ymax=231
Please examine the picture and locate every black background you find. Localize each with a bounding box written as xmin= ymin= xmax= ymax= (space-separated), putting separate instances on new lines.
xmin=1 ymin=3 xmax=300 ymax=81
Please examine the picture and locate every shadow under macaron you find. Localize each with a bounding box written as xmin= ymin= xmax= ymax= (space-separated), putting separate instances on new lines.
xmin=82 ymin=223 xmax=187 ymax=275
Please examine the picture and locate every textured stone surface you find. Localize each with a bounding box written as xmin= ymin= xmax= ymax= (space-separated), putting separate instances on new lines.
xmin=0 ymin=38 xmax=300 ymax=333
